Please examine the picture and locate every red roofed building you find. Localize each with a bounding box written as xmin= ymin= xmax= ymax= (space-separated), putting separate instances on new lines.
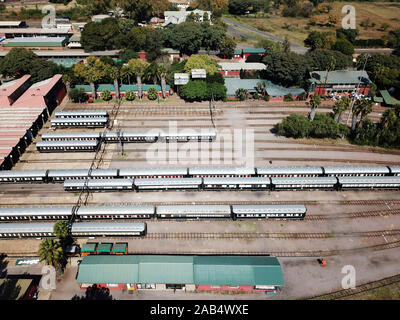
xmin=0 ymin=75 xmax=31 ymax=107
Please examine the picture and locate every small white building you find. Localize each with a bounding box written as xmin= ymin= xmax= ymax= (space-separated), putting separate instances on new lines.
xmin=163 ymin=9 xmax=212 ymax=26
xmin=174 ymin=73 xmax=189 ymax=85
xmin=191 ymin=69 xmax=206 ymax=79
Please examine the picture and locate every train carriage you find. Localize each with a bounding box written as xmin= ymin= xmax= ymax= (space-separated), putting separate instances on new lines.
xmin=102 ymin=131 xmax=159 ymax=143
xmin=54 ymin=110 xmax=108 ymax=118
xmin=338 ymin=176 xmax=400 ymax=189
xmin=119 ymin=168 xmax=188 ymax=179
xmin=159 ymin=129 xmax=216 ymax=142
xmin=256 ymin=166 xmax=323 ymax=177
xmin=36 ymin=140 xmax=99 ymax=152
xmin=89 ymin=169 xmax=119 ymax=179
xmin=134 ymin=178 xmax=202 ymax=191
xmin=323 ymin=166 xmax=390 ymax=177
xmin=189 ymin=167 xmax=256 ymax=178
xmin=0 ymin=170 xmax=48 ymax=183
xmin=70 ymin=222 xmax=146 ymax=237
xmin=156 ymin=205 xmax=232 ymax=219
xmin=51 ymin=117 xmax=108 ymax=128
xmin=64 ymin=179 xmax=134 ymax=192
xmin=202 ymin=177 xmax=271 ymax=190
xmin=48 ymin=169 xmax=90 ymax=182
xmin=0 ymin=223 xmax=55 ymax=238
xmin=271 ymin=177 xmax=338 ymax=190
xmin=76 ymin=205 xmax=155 ymax=220
xmin=0 ymin=206 xmax=73 ymax=221
xmin=232 ymin=204 xmax=307 ymax=219
xmin=41 ymin=132 xmax=101 ymax=142
xmin=388 ymin=166 xmax=400 ymax=176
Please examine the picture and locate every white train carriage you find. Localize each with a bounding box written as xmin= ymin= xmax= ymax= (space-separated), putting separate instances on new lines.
xmin=159 ymin=129 xmax=216 ymax=142
xmin=0 ymin=206 xmax=73 ymax=221
xmin=271 ymin=177 xmax=338 ymax=190
xmin=232 ymin=204 xmax=307 ymax=219
xmin=36 ymin=140 xmax=99 ymax=152
xmin=119 ymin=168 xmax=188 ymax=179
xmin=89 ymin=169 xmax=119 ymax=179
xmin=388 ymin=166 xmax=400 ymax=176
xmin=338 ymin=176 xmax=400 ymax=189
xmin=64 ymin=179 xmax=134 ymax=192
xmin=134 ymin=178 xmax=202 ymax=191
xmin=189 ymin=167 xmax=256 ymax=178
xmin=256 ymin=166 xmax=323 ymax=177
xmin=70 ymin=222 xmax=146 ymax=237
xmin=0 ymin=170 xmax=48 ymax=183
xmin=76 ymin=205 xmax=155 ymax=219
xmin=102 ymin=131 xmax=159 ymax=143
xmin=54 ymin=110 xmax=108 ymax=118
xmin=50 ymin=117 xmax=108 ymax=128
xmin=48 ymin=169 xmax=90 ymax=182
xmin=156 ymin=205 xmax=232 ymax=219
xmin=0 ymin=222 xmax=55 ymax=238
xmin=41 ymin=132 xmax=101 ymax=141
xmin=202 ymin=177 xmax=271 ymax=190
xmin=323 ymin=166 xmax=390 ymax=177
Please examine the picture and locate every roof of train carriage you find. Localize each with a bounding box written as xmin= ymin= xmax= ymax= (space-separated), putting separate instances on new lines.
xmin=50 ymin=117 xmax=108 ymax=123
xmin=70 ymin=222 xmax=146 ymax=233
xmin=202 ymin=177 xmax=270 ymax=184
xmin=271 ymin=177 xmax=338 ymax=184
xmin=323 ymin=166 xmax=390 ymax=174
xmin=64 ymin=179 xmax=133 ymax=188
xmin=89 ymin=169 xmax=119 ymax=177
xmin=389 ymin=166 xmax=400 ymax=174
xmin=41 ymin=132 xmax=101 ymax=139
xmin=36 ymin=140 xmax=99 ymax=147
xmin=232 ymin=204 xmax=306 ymax=214
xmin=256 ymin=166 xmax=323 ymax=175
xmin=119 ymin=168 xmax=188 ymax=176
xmin=0 ymin=206 xmax=74 ymax=217
xmin=159 ymin=129 xmax=216 ymax=137
xmin=188 ymin=167 xmax=256 ymax=175
xmin=337 ymin=176 xmax=400 ymax=184
xmin=0 ymin=222 xmax=55 ymax=234
xmin=0 ymin=170 xmax=48 ymax=178
xmin=133 ymin=178 xmax=202 ymax=186
xmin=54 ymin=110 xmax=108 ymax=117
xmin=76 ymin=205 xmax=155 ymax=215
xmin=156 ymin=205 xmax=231 ymax=215
xmin=48 ymin=169 xmax=90 ymax=177
xmin=103 ymin=131 xmax=160 ymax=138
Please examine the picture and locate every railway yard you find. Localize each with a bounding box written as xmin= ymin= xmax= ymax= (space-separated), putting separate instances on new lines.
xmin=1 ymin=99 xmax=400 ymax=300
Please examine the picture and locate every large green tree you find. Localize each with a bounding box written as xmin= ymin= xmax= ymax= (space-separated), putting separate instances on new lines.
xmin=184 ymin=54 xmax=218 ymax=75
xmin=81 ymin=18 xmax=120 ymax=52
xmin=38 ymin=239 xmax=63 ymax=268
xmin=163 ymin=22 xmax=204 ymax=55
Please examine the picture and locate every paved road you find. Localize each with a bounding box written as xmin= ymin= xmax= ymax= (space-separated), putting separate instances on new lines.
xmin=222 ymin=17 xmax=308 ymax=55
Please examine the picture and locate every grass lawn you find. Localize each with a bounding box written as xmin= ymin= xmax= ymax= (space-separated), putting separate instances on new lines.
xmin=340 ymin=282 xmax=400 ymax=300
xmin=226 ymin=2 xmax=400 ymax=46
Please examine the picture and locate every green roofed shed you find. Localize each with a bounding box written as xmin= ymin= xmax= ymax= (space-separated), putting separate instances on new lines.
xmin=81 ymin=243 xmax=97 ymax=253
xmin=97 ymin=243 xmax=113 ymax=253
xmin=234 ymin=49 xmax=242 ymax=55
xmin=380 ymin=90 xmax=398 ymax=106
xmin=243 ymin=48 xmax=265 ymax=54
xmin=193 ymin=256 xmax=284 ymax=286
xmin=112 ymin=243 xmax=127 ymax=254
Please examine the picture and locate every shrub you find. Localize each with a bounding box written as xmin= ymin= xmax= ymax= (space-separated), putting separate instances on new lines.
xmin=125 ymin=90 xmax=136 ymax=101
xmin=235 ymin=88 xmax=248 ymax=101
xmin=101 ymin=89 xmax=112 ymax=101
xmin=283 ymin=93 xmax=294 ymax=101
xmin=68 ymin=88 xmax=88 ymax=103
xmin=253 ymin=92 xmax=260 ymax=99
xmin=264 ymin=94 xmax=270 ymax=101
xmin=147 ymin=87 xmax=158 ymax=100
xmin=179 ymin=81 xmax=227 ymax=102
xmin=277 ymin=114 xmax=311 ymax=138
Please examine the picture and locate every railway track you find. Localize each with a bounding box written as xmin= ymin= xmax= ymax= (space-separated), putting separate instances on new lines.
xmin=308 ymin=274 xmax=400 ymax=300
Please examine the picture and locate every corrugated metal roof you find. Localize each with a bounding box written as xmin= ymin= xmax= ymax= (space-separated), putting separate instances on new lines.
xmin=218 ymin=62 xmax=266 ymax=71
xmin=323 ymin=166 xmax=389 ymax=174
xmin=81 ymin=243 xmax=97 ymax=252
xmin=243 ymin=48 xmax=265 ymax=54
xmin=97 ymin=243 xmax=113 ymax=252
xmin=112 ymin=243 xmax=127 ymax=253
xmin=309 ymin=70 xmax=371 ymax=85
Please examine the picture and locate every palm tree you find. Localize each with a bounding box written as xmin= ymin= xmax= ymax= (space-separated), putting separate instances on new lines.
xmin=338 ymin=96 xmax=351 ymax=123
xmin=359 ymin=99 xmax=373 ymax=125
xmin=157 ymin=64 xmax=168 ymax=100
xmin=351 ymin=99 xmax=363 ymax=131
xmin=38 ymin=239 xmax=63 ymax=268
xmin=53 ymin=221 xmax=69 ymax=240
xmin=128 ymin=59 xmax=149 ymax=100
xmin=380 ymin=108 xmax=398 ymax=130
xmin=333 ymin=96 xmax=351 ymax=123
xmin=309 ymin=94 xmax=321 ymax=122
xmin=109 ymin=66 xmax=121 ymax=100
xmin=121 ymin=64 xmax=134 ymax=85
xmin=256 ymin=81 xmax=267 ymax=96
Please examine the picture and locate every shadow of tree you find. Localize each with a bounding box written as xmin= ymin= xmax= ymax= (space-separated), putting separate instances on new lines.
xmin=0 ymin=279 xmax=21 ymax=300
xmin=0 ymin=253 xmax=8 ymax=278
xmin=71 ymin=284 xmax=114 ymax=300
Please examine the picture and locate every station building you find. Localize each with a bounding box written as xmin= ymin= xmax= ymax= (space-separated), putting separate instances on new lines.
xmin=309 ymin=70 xmax=372 ymax=96
xmin=1 ymin=37 xmax=68 ymax=50
xmin=76 ymin=255 xmax=284 ymax=294
xmin=218 ymin=62 xmax=267 ymax=77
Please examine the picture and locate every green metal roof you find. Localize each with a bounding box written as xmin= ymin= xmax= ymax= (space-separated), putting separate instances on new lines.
xmin=243 ymin=48 xmax=265 ymax=54
xmin=194 ymin=256 xmax=284 ymax=286
xmin=97 ymin=243 xmax=113 ymax=253
xmin=77 ymin=255 xmax=139 ymax=284
xmin=234 ymin=49 xmax=242 ymax=55
xmin=309 ymin=70 xmax=371 ymax=85
xmin=81 ymin=243 xmax=97 ymax=253
xmin=374 ymin=96 xmax=384 ymax=103
xmin=111 ymin=243 xmax=127 ymax=253
xmin=76 ymin=255 xmax=284 ymax=286
xmin=380 ymin=90 xmax=398 ymax=106
xmin=138 ymin=256 xmax=194 ymax=284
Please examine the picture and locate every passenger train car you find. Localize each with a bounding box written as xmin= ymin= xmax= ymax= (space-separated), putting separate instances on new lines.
xmin=36 ymin=140 xmax=99 ymax=152
xmin=50 ymin=117 xmax=109 ymax=128
xmin=54 ymin=110 xmax=108 ymax=118
xmin=0 ymin=204 xmax=307 ymax=223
